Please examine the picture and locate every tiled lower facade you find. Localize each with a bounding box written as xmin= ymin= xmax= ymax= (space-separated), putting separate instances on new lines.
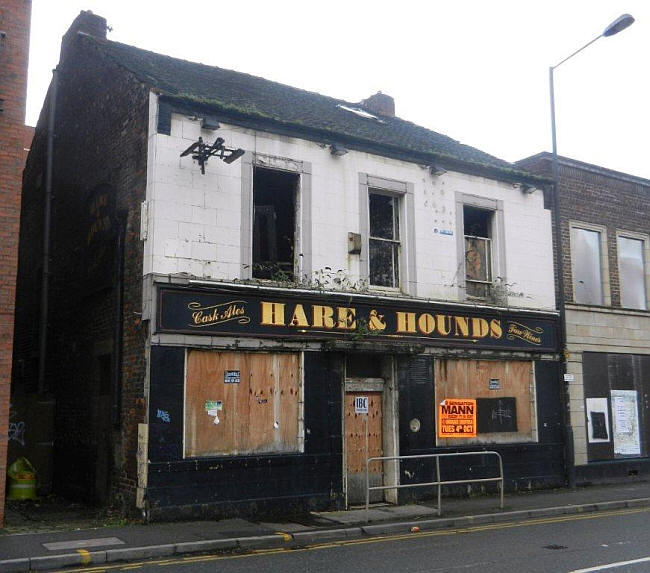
xmin=565 ymin=305 xmax=650 ymax=474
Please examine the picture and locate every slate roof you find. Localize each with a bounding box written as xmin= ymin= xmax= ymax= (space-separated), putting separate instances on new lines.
xmin=81 ymin=34 xmax=541 ymax=181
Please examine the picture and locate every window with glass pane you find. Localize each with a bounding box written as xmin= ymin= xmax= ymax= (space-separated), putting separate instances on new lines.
xmin=369 ymin=192 xmax=400 ymax=287
xmin=464 ymin=206 xmax=493 ymax=298
xmin=571 ymin=227 xmax=603 ymax=305
xmin=618 ymin=236 xmax=646 ymax=309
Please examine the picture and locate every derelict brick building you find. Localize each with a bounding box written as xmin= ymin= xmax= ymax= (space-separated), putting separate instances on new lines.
xmin=12 ymin=11 xmax=565 ymax=519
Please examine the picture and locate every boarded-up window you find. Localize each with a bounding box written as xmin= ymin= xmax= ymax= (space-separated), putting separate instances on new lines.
xmin=571 ymin=227 xmax=603 ymax=305
xmin=435 ymin=359 xmax=534 ymax=445
xmin=584 ymin=352 xmax=650 ymax=461
xmin=185 ymin=350 xmax=301 ymax=457
xmin=618 ymin=236 xmax=647 ymax=310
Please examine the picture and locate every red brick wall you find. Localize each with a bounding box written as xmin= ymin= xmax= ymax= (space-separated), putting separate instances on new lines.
xmin=0 ymin=0 xmax=31 ymax=527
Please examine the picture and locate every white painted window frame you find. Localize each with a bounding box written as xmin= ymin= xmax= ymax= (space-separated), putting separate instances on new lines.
xmin=359 ymin=174 xmax=416 ymax=295
xmin=455 ymin=193 xmax=506 ymax=302
xmin=569 ymin=220 xmax=611 ymax=306
xmin=616 ymin=229 xmax=650 ymax=310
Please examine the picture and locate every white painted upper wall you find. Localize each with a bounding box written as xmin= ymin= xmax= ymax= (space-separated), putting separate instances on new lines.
xmin=144 ymin=94 xmax=556 ymax=311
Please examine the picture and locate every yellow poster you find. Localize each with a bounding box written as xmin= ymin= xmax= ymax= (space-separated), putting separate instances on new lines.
xmin=438 ymin=399 xmax=476 ymax=438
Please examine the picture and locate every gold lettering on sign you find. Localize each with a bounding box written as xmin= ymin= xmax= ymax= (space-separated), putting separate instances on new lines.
xmin=188 ymin=300 xmax=251 ymax=328
xmin=260 ymin=301 xmax=286 ymax=326
xmin=453 ymin=316 xmax=469 ymax=337
xmin=337 ymin=307 xmax=357 ymax=330
xmin=368 ymin=310 xmax=386 ymax=332
xmin=185 ymin=296 xmax=527 ymax=346
xmin=418 ymin=313 xmax=435 ymax=335
xmin=436 ymin=314 xmax=452 ymax=335
xmin=396 ymin=312 xmax=417 ymax=333
xmin=490 ymin=319 xmax=502 ymax=339
xmin=312 ymin=305 xmax=335 ymax=329
xmin=506 ymin=322 xmax=543 ymax=345
xmin=471 ymin=317 xmax=489 ymax=338
xmin=288 ymin=304 xmax=309 ymax=327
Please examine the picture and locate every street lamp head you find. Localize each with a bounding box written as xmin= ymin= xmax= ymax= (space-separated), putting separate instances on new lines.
xmin=602 ymin=14 xmax=635 ymax=37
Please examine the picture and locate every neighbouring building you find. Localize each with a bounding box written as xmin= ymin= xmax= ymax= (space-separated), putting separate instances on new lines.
xmin=518 ymin=153 xmax=650 ymax=483
xmin=0 ymin=0 xmax=31 ymax=527
xmin=13 ymin=11 xmax=565 ymax=519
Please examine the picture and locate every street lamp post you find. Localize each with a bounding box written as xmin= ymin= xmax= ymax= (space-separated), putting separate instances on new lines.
xmin=549 ymin=14 xmax=634 ymax=489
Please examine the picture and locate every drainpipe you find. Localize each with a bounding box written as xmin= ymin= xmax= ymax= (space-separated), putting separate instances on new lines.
xmin=112 ymin=215 xmax=125 ymax=426
xmin=37 ymin=68 xmax=58 ymax=394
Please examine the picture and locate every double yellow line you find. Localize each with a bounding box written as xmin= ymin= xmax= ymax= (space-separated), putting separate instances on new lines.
xmin=54 ymin=506 xmax=650 ymax=572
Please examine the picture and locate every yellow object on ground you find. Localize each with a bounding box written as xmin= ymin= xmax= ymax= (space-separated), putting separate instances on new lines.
xmin=7 ymin=457 xmax=37 ymax=500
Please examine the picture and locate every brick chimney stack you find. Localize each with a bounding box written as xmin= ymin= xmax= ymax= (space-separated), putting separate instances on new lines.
xmin=60 ymin=11 xmax=107 ymax=62
xmin=361 ymin=92 xmax=395 ymax=117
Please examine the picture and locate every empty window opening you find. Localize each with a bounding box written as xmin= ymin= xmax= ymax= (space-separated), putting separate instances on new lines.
xmin=464 ymin=206 xmax=493 ymax=298
xmin=253 ymin=167 xmax=299 ymax=280
xmin=369 ymin=191 xmax=400 ymax=287
xmin=346 ymin=354 xmax=383 ymax=378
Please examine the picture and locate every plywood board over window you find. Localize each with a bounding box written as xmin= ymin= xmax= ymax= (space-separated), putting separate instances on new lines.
xmin=185 ymin=350 xmax=301 ymax=457
xmin=435 ymin=359 xmax=535 ymax=445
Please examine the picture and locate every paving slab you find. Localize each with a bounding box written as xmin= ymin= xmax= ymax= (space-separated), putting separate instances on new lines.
xmin=314 ymin=503 xmax=438 ymax=524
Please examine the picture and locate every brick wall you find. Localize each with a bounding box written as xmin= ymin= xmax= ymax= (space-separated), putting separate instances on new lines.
xmin=519 ymin=154 xmax=650 ymax=469
xmin=517 ymin=154 xmax=650 ymax=308
xmin=13 ymin=20 xmax=149 ymax=512
xmin=0 ymin=0 xmax=31 ymax=527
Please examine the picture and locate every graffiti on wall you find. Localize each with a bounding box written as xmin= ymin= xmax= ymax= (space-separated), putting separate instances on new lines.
xmin=8 ymin=404 xmax=27 ymax=446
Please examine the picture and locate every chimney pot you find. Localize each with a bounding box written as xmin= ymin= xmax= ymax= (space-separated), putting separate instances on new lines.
xmin=361 ymin=92 xmax=395 ymax=117
xmin=60 ymin=11 xmax=108 ymax=62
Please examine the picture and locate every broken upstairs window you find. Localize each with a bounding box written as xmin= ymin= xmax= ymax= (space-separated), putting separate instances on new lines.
xmin=464 ymin=205 xmax=493 ymax=298
xmin=253 ymin=167 xmax=298 ymax=281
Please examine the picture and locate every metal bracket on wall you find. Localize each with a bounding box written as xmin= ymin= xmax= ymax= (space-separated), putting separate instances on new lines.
xmin=180 ymin=136 xmax=245 ymax=174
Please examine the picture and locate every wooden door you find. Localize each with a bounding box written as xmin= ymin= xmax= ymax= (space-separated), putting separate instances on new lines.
xmin=345 ymin=391 xmax=383 ymax=505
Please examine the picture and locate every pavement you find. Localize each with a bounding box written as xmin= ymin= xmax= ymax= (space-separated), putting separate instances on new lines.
xmin=2 ymin=481 xmax=650 ymax=572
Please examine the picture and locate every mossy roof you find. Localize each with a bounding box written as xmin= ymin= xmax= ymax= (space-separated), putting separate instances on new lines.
xmin=83 ymin=34 xmax=546 ymax=183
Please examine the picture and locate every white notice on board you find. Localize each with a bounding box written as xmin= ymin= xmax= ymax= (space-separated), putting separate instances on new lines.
xmin=355 ymin=396 xmax=369 ymax=414
xmin=611 ymin=390 xmax=641 ymax=456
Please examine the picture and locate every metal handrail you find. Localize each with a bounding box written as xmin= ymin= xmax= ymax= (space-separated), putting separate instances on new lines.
xmin=365 ymin=451 xmax=504 ymax=522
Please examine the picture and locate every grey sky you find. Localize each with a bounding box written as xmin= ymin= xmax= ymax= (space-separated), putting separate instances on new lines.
xmin=27 ymin=1 xmax=649 ymax=178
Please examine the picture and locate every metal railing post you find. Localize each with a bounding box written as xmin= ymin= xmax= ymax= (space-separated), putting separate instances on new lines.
xmin=365 ymin=457 xmax=370 ymax=523
xmin=436 ymin=456 xmax=441 ymax=516
xmin=498 ymin=453 xmax=504 ymax=509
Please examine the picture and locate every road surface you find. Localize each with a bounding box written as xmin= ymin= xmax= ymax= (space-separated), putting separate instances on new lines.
xmin=57 ymin=507 xmax=650 ymax=573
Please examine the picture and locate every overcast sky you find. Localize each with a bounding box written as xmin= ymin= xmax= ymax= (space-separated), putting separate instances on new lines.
xmin=26 ymin=1 xmax=649 ymax=178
